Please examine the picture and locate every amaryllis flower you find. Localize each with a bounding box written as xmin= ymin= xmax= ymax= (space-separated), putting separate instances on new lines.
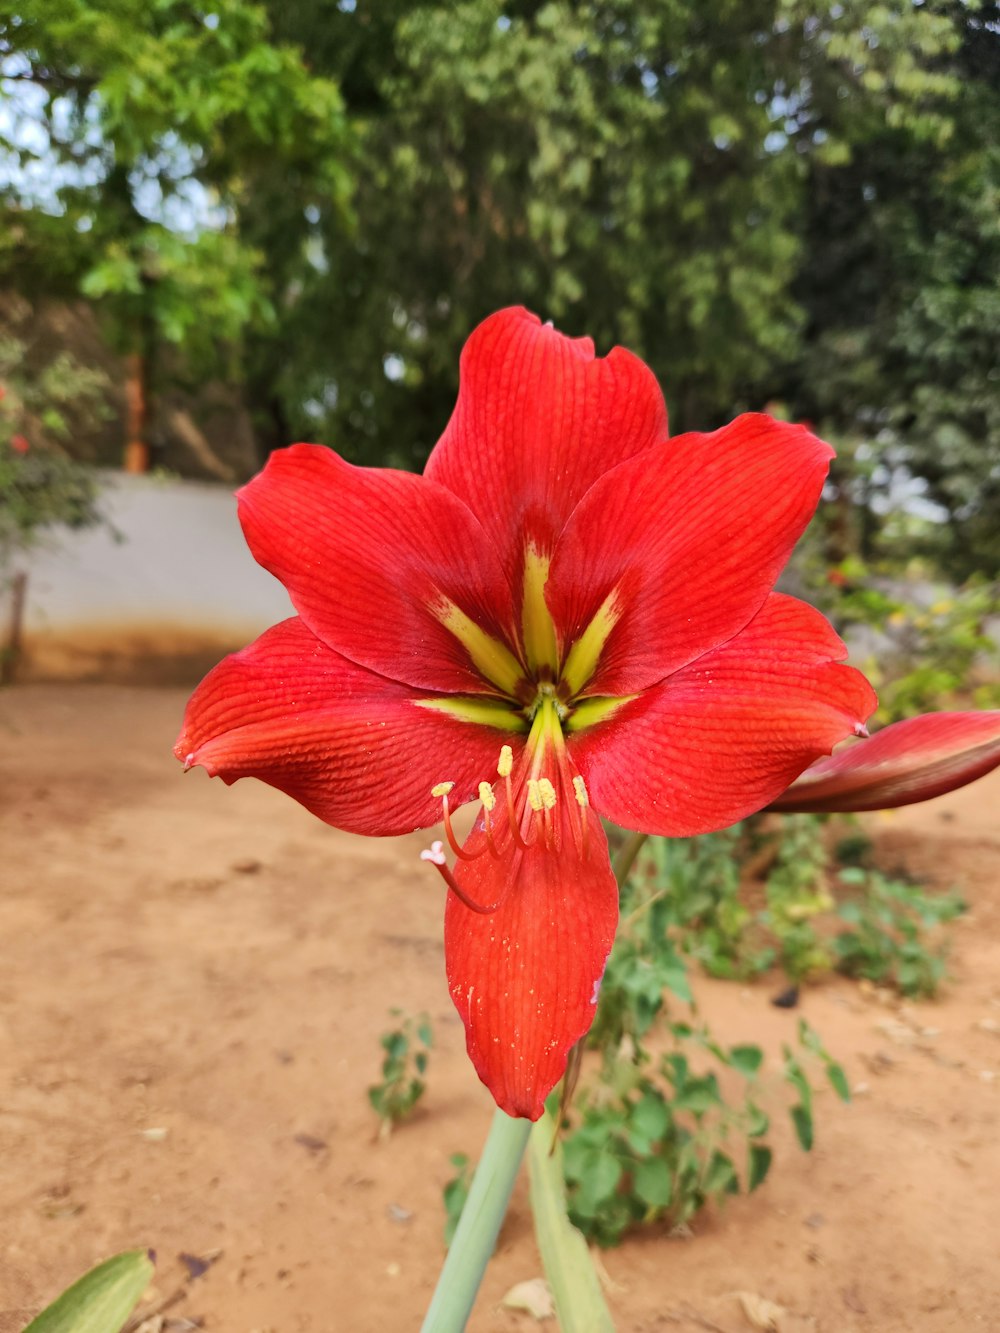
xmin=176 ymin=306 xmax=879 ymax=1119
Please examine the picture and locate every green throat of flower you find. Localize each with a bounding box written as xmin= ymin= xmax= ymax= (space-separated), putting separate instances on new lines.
xmin=417 ymin=545 xmax=636 ymax=914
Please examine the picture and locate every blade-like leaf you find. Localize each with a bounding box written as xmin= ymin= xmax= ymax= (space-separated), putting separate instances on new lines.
xmin=769 ymin=711 xmax=1000 ymax=813
xmin=528 ymin=1111 xmax=615 ymax=1333
xmin=24 ymin=1250 xmax=154 ymax=1333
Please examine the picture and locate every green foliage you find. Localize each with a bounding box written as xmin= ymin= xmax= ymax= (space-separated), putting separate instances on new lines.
xmin=0 ymin=338 xmax=109 ymax=565
xmin=562 ymin=1015 xmax=847 ymax=1247
xmin=5 ymin=0 xmax=1000 ymax=579
xmin=835 ymin=867 xmax=966 ymax=998
xmin=442 ymin=1152 xmax=472 ymax=1248
xmin=789 ymin=2 xmax=1000 ymax=577
xmin=1 ymin=0 xmax=351 ymax=375
xmin=254 ymin=0 xmax=999 ymax=493
xmin=368 ymin=1010 xmax=433 ymax=1134
xmin=758 ymin=815 xmax=837 ymax=983
xmin=618 ymin=812 xmax=968 ymax=1005
xmin=559 ymin=842 xmax=853 ymax=1248
xmin=800 ymin=557 xmax=1000 ymax=721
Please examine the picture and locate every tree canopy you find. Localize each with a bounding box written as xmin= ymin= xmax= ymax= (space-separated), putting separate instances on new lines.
xmin=1 ymin=0 xmax=997 ymax=573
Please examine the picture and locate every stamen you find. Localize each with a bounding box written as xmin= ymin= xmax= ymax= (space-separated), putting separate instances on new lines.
xmin=478 ymin=781 xmax=499 ymax=857
xmin=536 ymin=776 xmax=557 ymax=851
xmin=432 ymin=781 xmax=485 ymax=861
xmin=498 ymin=746 xmax=531 ymax=850
xmin=527 ymin=779 xmax=544 ymax=813
xmin=419 ymin=841 xmax=514 ymax=915
xmin=573 ymin=774 xmax=590 ymax=860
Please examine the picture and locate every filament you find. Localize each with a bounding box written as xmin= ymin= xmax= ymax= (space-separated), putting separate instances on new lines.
xmin=420 ymin=841 xmax=514 ymax=915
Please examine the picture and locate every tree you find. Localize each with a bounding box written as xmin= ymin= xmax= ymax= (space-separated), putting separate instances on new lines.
xmin=783 ymin=1 xmax=1000 ymax=576
xmin=1 ymin=0 xmax=351 ymax=465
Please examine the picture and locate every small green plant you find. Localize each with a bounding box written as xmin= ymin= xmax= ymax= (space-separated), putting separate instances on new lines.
xmin=633 ymin=817 xmax=966 ymax=1001
xmin=759 ymin=815 xmax=836 ymax=982
xmin=834 ymin=868 xmax=966 ymax=997
xmin=368 ymin=1010 xmax=433 ymax=1135
xmin=442 ymin=1152 xmax=472 ymax=1246
xmin=562 ymin=1018 xmax=848 ymax=1247
xmin=560 ymin=843 xmax=852 ymax=1248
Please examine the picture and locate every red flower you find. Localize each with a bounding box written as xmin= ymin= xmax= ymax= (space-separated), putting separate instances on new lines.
xmin=770 ymin=710 xmax=1000 ymax=813
xmin=10 ymin=433 xmax=29 ymax=455
xmin=175 ymin=307 xmax=877 ymax=1119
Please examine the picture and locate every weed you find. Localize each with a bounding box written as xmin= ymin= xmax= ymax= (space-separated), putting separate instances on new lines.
xmin=834 ymin=868 xmax=966 ymax=997
xmin=442 ymin=1152 xmax=472 ymax=1246
xmin=368 ymin=1010 xmax=433 ymax=1135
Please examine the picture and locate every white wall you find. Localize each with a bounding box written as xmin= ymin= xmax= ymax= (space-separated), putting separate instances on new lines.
xmin=18 ymin=472 xmax=293 ymax=680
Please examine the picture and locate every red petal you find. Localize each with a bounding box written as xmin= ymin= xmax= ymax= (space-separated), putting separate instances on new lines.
xmin=769 ymin=710 xmax=1000 ymax=813
xmin=174 ymin=617 xmax=521 ymax=836
xmin=424 ymin=307 xmax=668 ymax=581
xmin=548 ymin=415 xmax=834 ymax=695
xmin=572 ymin=594 xmax=877 ymax=836
xmin=237 ymin=444 xmax=519 ymax=694
xmin=444 ymin=748 xmax=618 ymax=1120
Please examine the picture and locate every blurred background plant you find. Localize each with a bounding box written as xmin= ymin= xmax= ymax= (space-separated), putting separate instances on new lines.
xmin=0 ymin=335 xmax=114 ymax=678
xmin=0 ymin=334 xmax=110 ymax=561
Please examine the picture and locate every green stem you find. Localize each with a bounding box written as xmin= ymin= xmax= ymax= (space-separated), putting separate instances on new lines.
xmin=420 ymin=1109 xmax=532 ymax=1332
xmin=612 ymin=829 xmax=648 ymax=888
xmin=420 ymin=830 xmax=648 ymax=1328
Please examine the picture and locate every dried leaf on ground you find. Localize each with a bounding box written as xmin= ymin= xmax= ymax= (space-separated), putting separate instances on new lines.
xmin=500 ymin=1277 xmax=554 ymax=1320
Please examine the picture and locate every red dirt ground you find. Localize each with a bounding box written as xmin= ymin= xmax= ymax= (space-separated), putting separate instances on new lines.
xmin=1 ymin=683 xmax=999 ymax=1332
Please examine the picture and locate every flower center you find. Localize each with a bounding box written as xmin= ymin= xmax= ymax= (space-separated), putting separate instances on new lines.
xmin=421 ymin=705 xmax=592 ymax=914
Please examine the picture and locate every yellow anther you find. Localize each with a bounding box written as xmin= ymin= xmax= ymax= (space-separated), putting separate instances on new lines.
xmin=573 ymin=775 xmax=589 ymax=807
xmin=478 ymin=781 xmax=496 ymax=811
xmin=431 ymin=781 xmax=455 ymax=798
xmin=498 ymin=745 xmax=513 ymax=778
xmin=527 ymin=779 xmax=544 ymax=813
xmin=537 ymin=777 xmax=557 ymax=811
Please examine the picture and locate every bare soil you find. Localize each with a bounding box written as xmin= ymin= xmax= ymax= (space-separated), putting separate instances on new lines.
xmin=1 ymin=684 xmax=999 ymax=1333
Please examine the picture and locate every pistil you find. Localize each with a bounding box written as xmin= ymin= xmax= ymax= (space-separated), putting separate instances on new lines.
xmin=420 ymin=842 xmax=514 ymax=915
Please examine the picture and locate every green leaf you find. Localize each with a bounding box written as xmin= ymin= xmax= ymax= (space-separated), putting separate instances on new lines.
xmin=633 ymin=1156 xmax=673 ymax=1209
xmin=704 ymin=1150 xmax=739 ymax=1196
xmin=791 ymin=1103 xmax=814 ymax=1152
xmin=728 ymin=1044 xmax=764 ymax=1077
xmin=630 ymin=1091 xmax=670 ymax=1145
xmin=529 ymin=1112 xmax=615 ymax=1333
xmin=573 ymin=1149 xmax=623 ymax=1215
xmin=24 ymin=1250 xmax=154 ymax=1333
xmin=745 ymin=1102 xmax=770 ymax=1138
xmin=661 ymin=958 xmax=693 ymax=1004
xmin=826 ymin=1061 xmax=851 ymax=1102
xmin=673 ymin=1074 xmax=722 ymax=1117
xmin=748 ymin=1143 xmax=773 ymax=1192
